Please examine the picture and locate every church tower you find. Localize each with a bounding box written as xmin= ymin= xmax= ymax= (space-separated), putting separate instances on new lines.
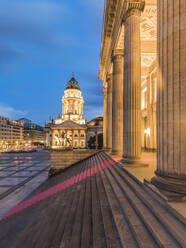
xmin=55 ymin=73 xmax=86 ymax=125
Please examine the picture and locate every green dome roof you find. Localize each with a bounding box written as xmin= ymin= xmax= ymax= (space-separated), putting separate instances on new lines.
xmin=66 ymin=73 xmax=80 ymax=90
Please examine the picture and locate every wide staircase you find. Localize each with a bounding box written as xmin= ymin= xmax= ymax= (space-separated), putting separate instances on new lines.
xmin=0 ymin=151 xmax=185 ymax=248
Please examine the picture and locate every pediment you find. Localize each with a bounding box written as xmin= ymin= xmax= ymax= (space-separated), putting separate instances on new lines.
xmin=54 ymin=121 xmax=86 ymax=129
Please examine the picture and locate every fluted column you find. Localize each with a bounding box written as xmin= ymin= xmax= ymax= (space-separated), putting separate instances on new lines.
xmin=103 ymin=83 xmax=108 ymax=149
xmin=151 ymin=0 xmax=186 ymax=198
xmin=123 ymin=1 xmax=144 ymax=160
xmin=107 ymin=73 xmax=113 ymax=152
xmin=112 ymin=50 xmax=123 ymax=156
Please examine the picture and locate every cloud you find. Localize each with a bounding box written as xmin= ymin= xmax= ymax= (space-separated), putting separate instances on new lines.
xmin=0 ymin=103 xmax=27 ymax=119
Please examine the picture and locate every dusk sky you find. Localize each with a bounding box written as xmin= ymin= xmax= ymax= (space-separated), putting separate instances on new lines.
xmin=0 ymin=0 xmax=104 ymax=125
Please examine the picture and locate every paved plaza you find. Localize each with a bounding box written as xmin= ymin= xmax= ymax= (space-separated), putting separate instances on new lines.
xmin=0 ymin=150 xmax=50 ymax=218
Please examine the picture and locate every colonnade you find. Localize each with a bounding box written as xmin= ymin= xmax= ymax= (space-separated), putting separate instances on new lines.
xmin=103 ymin=1 xmax=144 ymax=159
xmin=101 ymin=0 xmax=186 ymax=197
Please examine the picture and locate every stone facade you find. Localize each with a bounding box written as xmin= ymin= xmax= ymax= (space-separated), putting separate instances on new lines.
xmin=100 ymin=0 xmax=157 ymax=156
xmin=51 ymin=121 xmax=86 ymax=149
xmin=99 ymin=0 xmax=186 ymax=197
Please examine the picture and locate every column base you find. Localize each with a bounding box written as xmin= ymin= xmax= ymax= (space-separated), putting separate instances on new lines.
xmin=110 ymin=150 xmax=123 ymax=158
xmin=106 ymin=148 xmax=112 ymax=154
xmin=151 ymin=171 xmax=186 ymax=201
xmin=121 ymin=156 xmax=148 ymax=167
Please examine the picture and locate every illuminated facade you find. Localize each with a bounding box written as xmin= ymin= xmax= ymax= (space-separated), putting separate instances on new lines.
xmin=141 ymin=60 xmax=157 ymax=150
xmin=55 ymin=73 xmax=86 ymax=125
xmin=99 ymin=0 xmax=186 ymax=197
xmin=46 ymin=74 xmax=87 ymax=149
xmin=0 ymin=116 xmax=23 ymax=150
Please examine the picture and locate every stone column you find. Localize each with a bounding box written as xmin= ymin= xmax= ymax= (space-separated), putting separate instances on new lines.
xmin=151 ymin=0 xmax=186 ymax=198
xmin=103 ymin=83 xmax=108 ymax=149
xmin=112 ymin=49 xmax=123 ymax=156
xmin=123 ymin=1 xmax=144 ymax=160
xmin=95 ymin=130 xmax=98 ymax=150
xmin=78 ymin=130 xmax=80 ymax=148
xmin=72 ymin=129 xmax=74 ymax=148
xmin=106 ymin=73 xmax=113 ymax=152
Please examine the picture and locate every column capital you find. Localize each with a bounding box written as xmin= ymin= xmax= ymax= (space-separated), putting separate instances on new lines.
xmin=112 ymin=49 xmax=124 ymax=62
xmin=123 ymin=0 xmax=145 ymax=21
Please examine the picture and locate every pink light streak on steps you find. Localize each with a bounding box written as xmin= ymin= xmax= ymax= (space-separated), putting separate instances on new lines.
xmin=1 ymin=157 xmax=116 ymax=222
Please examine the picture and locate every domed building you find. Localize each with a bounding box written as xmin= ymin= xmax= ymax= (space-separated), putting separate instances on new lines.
xmin=46 ymin=74 xmax=87 ymax=149
xmin=55 ymin=73 xmax=86 ymax=125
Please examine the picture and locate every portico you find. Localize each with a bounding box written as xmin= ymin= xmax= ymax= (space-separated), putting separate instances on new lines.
xmin=99 ymin=0 xmax=186 ymax=198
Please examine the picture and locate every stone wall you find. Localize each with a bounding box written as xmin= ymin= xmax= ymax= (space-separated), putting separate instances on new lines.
xmin=49 ymin=149 xmax=98 ymax=176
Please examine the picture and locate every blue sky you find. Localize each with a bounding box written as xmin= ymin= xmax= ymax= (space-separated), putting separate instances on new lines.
xmin=0 ymin=0 xmax=104 ymax=125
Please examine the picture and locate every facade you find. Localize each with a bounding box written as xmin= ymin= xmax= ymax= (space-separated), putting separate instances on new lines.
xmin=99 ymin=0 xmax=186 ymax=197
xmin=87 ymin=116 xmax=103 ymax=149
xmin=51 ymin=121 xmax=87 ymax=149
xmin=46 ymin=74 xmax=87 ymax=149
xmin=0 ymin=116 xmax=23 ymax=150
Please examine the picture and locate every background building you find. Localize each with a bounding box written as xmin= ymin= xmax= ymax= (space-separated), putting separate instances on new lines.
xmin=0 ymin=116 xmax=23 ymax=151
xmin=87 ymin=116 xmax=103 ymax=149
xmin=46 ymin=74 xmax=87 ymax=149
xmin=17 ymin=118 xmax=45 ymax=146
xmin=55 ymin=73 xmax=86 ymax=125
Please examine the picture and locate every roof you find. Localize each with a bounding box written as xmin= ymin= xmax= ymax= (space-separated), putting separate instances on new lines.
xmin=52 ymin=120 xmax=86 ymax=129
xmin=17 ymin=118 xmax=31 ymax=123
xmin=0 ymin=151 xmax=185 ymax=248
xmin=88 ymin=116 xmax=103 ymax=126
xmin=66 ymin=73 xmax=80 ymax=90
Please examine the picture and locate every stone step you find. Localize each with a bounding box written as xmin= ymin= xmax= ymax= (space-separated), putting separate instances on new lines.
xmin=101 ymin=152 xmax=185 ymax=248
xmin=97 ymin=153 xmax=155 ymax=248
xmin=94 ymin=155 xmax=122 ymax=248
xmin=49 ymin=158 xmax=88 ymax=248
xmin=90 ymin=157 xmax=106 ymax=248
xmin=70 ymin=157 xmax=92 ymax=248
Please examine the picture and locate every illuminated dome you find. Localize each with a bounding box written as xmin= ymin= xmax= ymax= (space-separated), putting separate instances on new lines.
xmin=66 ymin=73 xmax=80 ymax=90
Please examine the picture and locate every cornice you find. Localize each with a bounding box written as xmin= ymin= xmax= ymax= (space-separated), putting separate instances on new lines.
xmin=99 ymin=0 xmax=122 ymax=81
xmin=99 ymin=0 xmax=145 ymax=81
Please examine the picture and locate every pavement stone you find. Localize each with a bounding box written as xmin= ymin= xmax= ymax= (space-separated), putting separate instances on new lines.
xmin=0 ymin=151 xmax=50 ymax=218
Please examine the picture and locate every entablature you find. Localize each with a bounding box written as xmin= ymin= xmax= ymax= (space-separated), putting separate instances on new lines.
xmin=99 ymin=0 xmax=157 ymax=81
